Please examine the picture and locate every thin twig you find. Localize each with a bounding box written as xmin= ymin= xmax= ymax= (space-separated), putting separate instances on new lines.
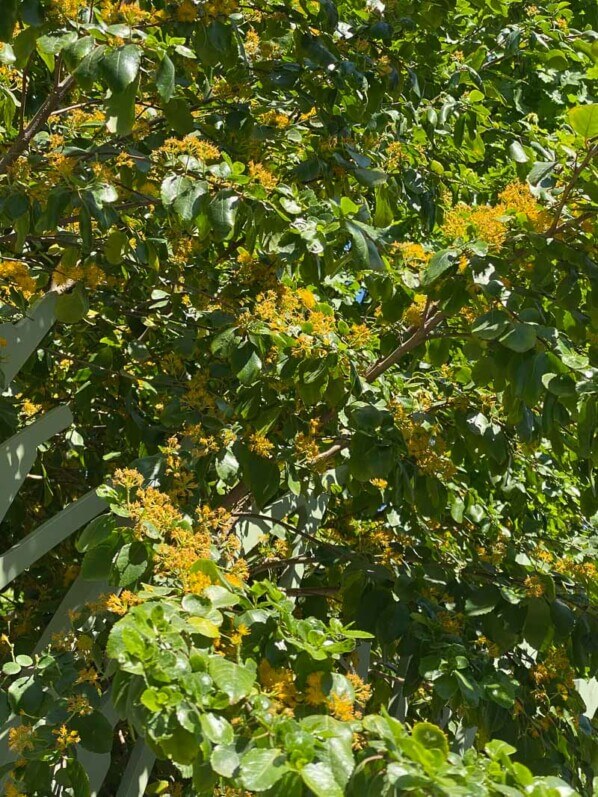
xmin=546 ymin=143 xmax=598 ymax=237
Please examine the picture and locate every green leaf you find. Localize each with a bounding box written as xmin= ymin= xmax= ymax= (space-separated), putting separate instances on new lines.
xmin=209 ymin=190 xmax=239 ymax=239
xmin=509 ymin=141 xmax=528 ymax=163
xmin=353 ymin=168 xmax=387 ymax=187
xmin=188 ymin=617 xmax=221 ymax=638
xmin=211 ymin=745 xmax=240 ymax=778
xmin=240 ymin=748 xmax=288 ymax=792
xmin=411 ymin=722 xmax=449 ymax=759
xmin=471 ymin=310 xmax=511 ymax=340
xmin=208 ymin=657 xmax=255 ymax=704
xmin=101 ymin=45 xmax=142 ymax=93
xmin=71 ymin=711 xmax=114 ymax=754
xmin=55 ymin=284 xmax=89 ymax=325
xmin=465 ymin=586 xmax=500 ymax=616
xmin=0 ymin=0 xmax=17 ymax=42
xmin=81 ymin=540 xmax=120 ymax=580
xmin=568 ymin=104 xmax=598 ymax=139
xmin=106 ymin=78 xmax=139 ymax=136
xmin=421 ymin=249 xmax=456 ymax=287
xmin=499 ymin=323 xmax=537 ymax=353
xmin=111 ymin=541 xmax=149 ymax=587
xmin=156 ymin=54 xmax=175 ymax=102
xmin=232 ymin=344 xmax=262 ymax=385
xmin=200 ymin=713 xmax=234 ymax=745
xmin=66 ymin=760 xmax=90 ymax=797
xmin=524 ymin=598 xmax=551 ymax=651
xmin=236 ymin=446 xmax=280 ymax=508
xmin=76 ymin=514 xmax=118 ymax=552
xmin=300 ymin=762 xmax=344 ymax=797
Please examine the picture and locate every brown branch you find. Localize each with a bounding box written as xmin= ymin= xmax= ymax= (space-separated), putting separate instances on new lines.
xmin=0 ymin=74 xmax=76 ymax=176
xmin=310 ymin=310 xmax=445 ymax=467
xmin=364 ymin=310 xmax=444 ymax=382
xmin=546 ymin=143 xmax=598 ymax=237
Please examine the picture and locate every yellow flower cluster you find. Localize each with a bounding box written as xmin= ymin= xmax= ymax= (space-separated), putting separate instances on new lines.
xmin=66 ymin=694 xmax=93 ymax=716
xmin=327 ymin=693 xmax=356 ymax=721
xmin=345 ymin=322 xmax=376 ymax=348
xmin=52 ymin=259 xmax=105 ymax=291
xmin=53 ymin=107 xmax=105 ymax=132
xmin=100 ymin=0 xmax=166 ymax=24
xmin=176 ymin=0 xmax=198 ymax=22
xmin=554 ymin=557 xmax=597 ymax=584
xmin=443 ymin=182 xmax=543 ymax=249
xmin=531 ymin=647 xmax=575 ymax=690
xmin=443 ymin=203 xmax=507 ymax=249
xmin=0 ymin=65 xmax=19 ymax=84
xmin=260 ymin=109 xmax=291 ymax=129
xmin=129 ymin=485 xmax=183 ymax=538
xmin=391 ymin=242 xmax=431 ymax=268
xmin=76 ymin=666 xmax=100 ymax=686
xmin=185 ymin=570 xmax=213 ymax=594
xmin=386 ymin=141 xmax=403 ymax=170
xmin=476 ymin=543 xmax=506 ymax=566
xmin=475 ymin=635 xmax=501 ymax=658
xmin=20 ymin=399 xmax=42 ymax=418
xmin=53 ymin=725 xmax=80 ymax=752
xmin=294 ymin=431 xmax=320 ymax=461
xmin=248 ymin=161 xmax=279 ymax=190
xmin=155 ymin=527 xmax=210 ymax=583
xmin=1 ymin=259 xmax=36 ymax=299
xmin=403 ymin=294 xmax=428 ymax=327
xmin=184 ymin=371 xmax=218 ymax=412
xmin=104 ymin=590 xmax=142 ymax=616
xmin=249 ymin=431 xmax=275 ymax=458
xmin=437 ymin=610 xmax=464 ymax=635
xmin=523 ymin=574 xmax=545 ymax=597
xmin=8 ymin=725 xmax=36 ymax=754
xmin=229 ymin=622 xmax=250 ymax=646
xmin=161 ymin=135 xmax=221 ymax=162
xmin=204 ymin=0 xmax=239 ymax=19
xmin=391 ymin=402 xmax=456 ymax=479
xmin=113 ymin=468 xmax=144 ymax=489
xmin=259 ymin=659 xmax=298 ymax=707
xmin=498 ymin=181 xmax=541 ymax=224
xmin=347 ymin=673 xmax=372 ymax=704
xmin=235 ymin=250 xmax=279 ymax=290
xmin=245 ymin=29 xmax=261 ymax=58
xmin=183 ymin=425 xmax=216 ymax=458
xmin=369 ymin=478 xmax=388 ymax=490
xmin=171 ymin=236 xmax=203 ymax=267
xmin=48 ymin=0 xmax=87 ymax=21
xmin=242 ymin=286 xmax=335 ymax=353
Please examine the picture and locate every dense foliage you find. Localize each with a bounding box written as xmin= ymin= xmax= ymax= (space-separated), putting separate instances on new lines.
xmin=0 ymin=0 xmax=597 ymax=793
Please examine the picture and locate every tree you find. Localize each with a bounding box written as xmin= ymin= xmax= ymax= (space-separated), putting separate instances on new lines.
xmin=0 ymin=0 xmax=597 ymax=793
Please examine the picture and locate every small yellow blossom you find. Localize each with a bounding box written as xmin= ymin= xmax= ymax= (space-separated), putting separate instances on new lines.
xmin=327 ymin=692 xmax=355 ymax=721
xmin=176 ymin=0 xmax=198 ymax=21
xmin=53 ymin=725 xmax=81 ymax=752
xmin=306 ymin=672 xmax=326 ymax=706
xmin=249 ymin=432 xmax=274 ymax=458
xmin=8 ymin=725 xmax=36 ymax=754
xmin=248 ymin=161 xmax=278 ymax=190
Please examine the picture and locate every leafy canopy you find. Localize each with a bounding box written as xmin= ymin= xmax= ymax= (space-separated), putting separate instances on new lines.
xmin=0 ymin=0 xmax=597 ymax=794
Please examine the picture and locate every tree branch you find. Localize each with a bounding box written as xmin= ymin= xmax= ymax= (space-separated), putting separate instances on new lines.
xmin=546 ymin=143 xmax=598 ymax=237
xmin=0 ymin=74 xmax=76 ymax=176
